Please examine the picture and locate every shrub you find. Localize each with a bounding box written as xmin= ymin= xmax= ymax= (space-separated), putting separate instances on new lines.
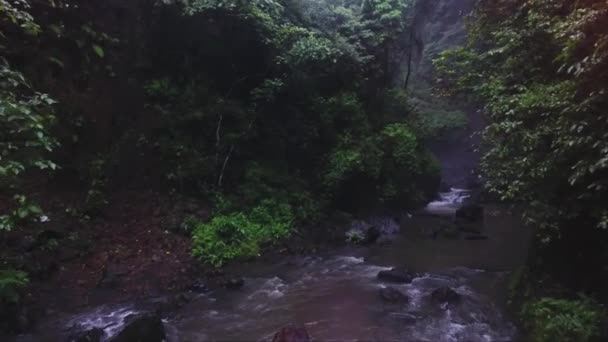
xmin=191 ymin=199 xmax=294 ymax=267
xmin=345 ymin=229 xmax=365 ymax=244
xmin=192 ymin=213 xmax=261 ymax=267
xmin=522 ymin=297 xmax=606 ymax=342
xmin=248 ymin=199 xmax=294 ymax=240
xmin=239 ymin=162 xmax=322 ymax=223
xmin=323 ymin=124 xmax=440 ymax=209
xmin=323 ymin=133 xmax=383 ymax=190
xmin=1 ymin=61 xmax=58 ymax=231
xmin=0 ymin=195 xmax=43 ymax=231
xmin=0 ymin=270 xmax=28 ymax=304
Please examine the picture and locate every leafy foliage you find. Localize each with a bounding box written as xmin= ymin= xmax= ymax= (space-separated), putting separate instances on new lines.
xmin=0 ymin=0 xmax=441 ymax=274
xmin=0 ymin=62 xmax=58 ymax=189
xmin=0 ymin=195 xmax=43 ymax=231
xmin=435 ymin=1 xmax=608 ymax=331
xmin=435 ymin=0 xmax=608 ymax=241
xmin=1 ymin=5 xmax=58 ymax=231
xmin=0 ymin=0 xmax=40 ymax=36
xmin=0 ymin=269 xmax=28 ymax=304
xmin=522 ymin=297 xmax=606 ymax=342
xmin=132 ymin=0 xmax=437 ymax=211
xmin=191 ymin=199 xmax=294 ymax=267
xmin=324 ymin=123 xmax=439 ymax=208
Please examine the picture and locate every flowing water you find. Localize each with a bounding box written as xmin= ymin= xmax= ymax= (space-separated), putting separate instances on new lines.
xmin=425 ymin=188 xmax=471 ymax=216
xmin=17 ymin=189 xmax=532 ymax=341
xmin=167 ymin=258 xmax=516 ymax=342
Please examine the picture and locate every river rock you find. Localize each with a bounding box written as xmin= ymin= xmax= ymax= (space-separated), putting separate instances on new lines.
xmin=224 ymin=278 xmax=245 ymax=290
xmin=368 ymin=217 xmax=400 ymax=235
xmin=272 ymin=325 xmax=311 ymax=342
xmin=19 ymin=235 xmax=37 ymax=252
xmin=345 ymin=220 xmax=380 ymax=244
xmin=67 ymin=327 xmax=104 ymax=342
xmin=377 ymin=267 xmax=415 ymax=284
xmin=431 ymin=287 xmax=461 ymax=305
xmin=364 ymin=226 xmax=381 ymax=243
xmin=464 ymin=234 xmax=489 ymax=241
xmin=455 ymin=203 xmax=484 ymax=222
xmin=379 ymin=287 xmax=410 ymax=303
xmin=146 ymin=293 xmax=195 ymax=316
xmin=189 ymin=280 xmax=209 ymax=293
xmin=109 ymin=312 xmax=165 ymax=342
xmin=456 ymin=221 xmax=482 ymax=234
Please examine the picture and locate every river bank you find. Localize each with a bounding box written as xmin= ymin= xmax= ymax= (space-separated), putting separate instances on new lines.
xmin=2 ymin=186 xmax=359 ymax=339
xmin=8 ymin=188 xmax=534 ymax=342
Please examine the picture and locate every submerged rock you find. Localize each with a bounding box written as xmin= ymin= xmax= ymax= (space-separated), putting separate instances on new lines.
xmin=146 ymin=293 xmax=195 ymax=316
xmin=464 ymin=234 xmax=489 ymax=241
xmin=272 ymin=325 xmax=311 ymax=342
xmin=456 ymin=220 xmax=482 ymax=234
xmin=431 ymin=286 xmax=461 ymax=305
xmin=368 ymin=217 xmax=400 ymax=235
xmin=189 ymin=280 xmax=209 ymax=293
xmin=67 ymin=327 xmax=104 ymax=342
xmin=377 ymin=267 xmax=415 ymax=284
xmin=379 ymin=287 xmax=410 ymax=303
xmin=109 ymin=312 xmax=165 ymax=342
xmin=224 ymin=278 xmax=245 ymax=290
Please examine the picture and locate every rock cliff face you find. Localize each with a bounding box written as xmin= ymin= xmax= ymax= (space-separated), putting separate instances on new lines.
xmin=409 ymin=0 xmax=481 ymax=189
xmin=411 ymin=0 xmax=475 ymax=81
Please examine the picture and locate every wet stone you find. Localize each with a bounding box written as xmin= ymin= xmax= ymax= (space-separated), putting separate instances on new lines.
xmin=67 ymin=327 xmax=104 ymax=342
xmin=464 ymin=234 xmax=489 ymax=241
xmin=377 ymin=267 xmax=415 ymax=284
xmin=189 ymin=280 xmax=209 ymax=293
xmin=379 ymin=287 xmax=410 ymax=303
xmin=431 ymin=286 xmax=461 ymax=305
xmin=224 ymin=278 xmax=245 ymax=290
xmin=109 ymin=312 xmax=165 ymax=342
xmin=272 ymin=325 xmax=311 ymax=342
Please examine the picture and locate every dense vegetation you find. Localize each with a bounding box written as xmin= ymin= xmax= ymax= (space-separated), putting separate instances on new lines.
xmin=3 ymin=0 xmax=608 ymax=339
xmin=436 ymin=0 xmax=608 ymax=339
xmin=0 ymin=0 xmax=443 ymax=312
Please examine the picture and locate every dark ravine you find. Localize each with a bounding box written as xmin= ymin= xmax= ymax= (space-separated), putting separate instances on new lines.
xmin=409 ymin=0 xmax=483 ymax=189
xmin=5 ymin=0 xmax=605 ymax=340
xmin=6 ymin=1 xmax=537 ymax=341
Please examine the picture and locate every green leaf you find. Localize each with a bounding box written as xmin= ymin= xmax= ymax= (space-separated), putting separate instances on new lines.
xmin=48 ymin=57 xmax=64 ymax=68
xmin=92 ymin=45 xmax=105 ymax=58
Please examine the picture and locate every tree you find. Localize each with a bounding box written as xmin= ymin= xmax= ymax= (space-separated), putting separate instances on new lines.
xmin=1 ymin=0 xmax=58 ymax=231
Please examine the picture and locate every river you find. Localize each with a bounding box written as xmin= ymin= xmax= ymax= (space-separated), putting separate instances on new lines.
xmin=20 ymin=188 xmax=532 ymax=342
